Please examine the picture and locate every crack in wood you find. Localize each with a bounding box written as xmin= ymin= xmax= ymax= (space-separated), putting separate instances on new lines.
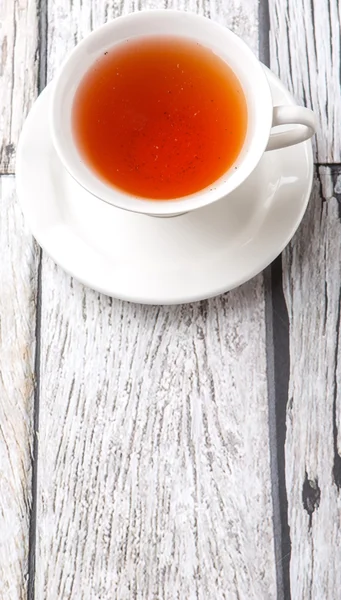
xmin=264 ymin=259 xmax=291 ymax=600
xmin=261 ymin=1 xmax=292 ymax=598
xmin=329 ymin=166 xmax=341 ymax=221
xmin=332 ymin=288 xmax=341 ymax=490
xmin=27 ymin=0 xmax=47 ymax=598
xmin=302 ymin=473 xmax=321 ymax=529
xmin=27 ymin=248 xmax=42 ymax=600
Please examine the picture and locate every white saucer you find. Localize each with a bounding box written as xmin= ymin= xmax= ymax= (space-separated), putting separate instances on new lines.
xmin=17 ymin=67 xmax=313 ymax=305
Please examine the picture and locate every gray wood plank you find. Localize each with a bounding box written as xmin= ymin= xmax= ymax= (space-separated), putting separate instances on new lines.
xmin=34 ymin=0 xmax=277 ymax=597
xmin=269 ymin=0 xmax=341 ymax=163
xmin=269 ymin=1 xmax=341 ymax=595
xmin=0 ymin=176 xmax=39 ymax=599
xmin=0 ymin=0 xmax=39 ymax=173
xmin=281 ymin=167 xmax=341 ymax=599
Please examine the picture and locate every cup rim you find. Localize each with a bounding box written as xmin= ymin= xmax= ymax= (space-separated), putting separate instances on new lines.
xmin=50 ymin=10 xmax=274 ymax=216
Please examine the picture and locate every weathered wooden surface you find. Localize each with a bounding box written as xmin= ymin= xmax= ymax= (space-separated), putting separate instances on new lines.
xmin=268 ymin=0 xmax=341 ymax=596
xmin=281 ymin=167 xmax=341 ymax=600
xmin=1 ymin=0 xmax=341 ymax=598
xmin=269 ymin=0 xmax=341 ymax=162
xmin=46 ymin=0 xmax=259 ymax=87
xmin=36 ymin=276 xmax=276 ymax=599
xmin=0 ymin=177 xmax=38 ymax=598
xmin=0 ymin=2 xmax=39 ymax=597
xmin=33 ymin=0 xmax=278 ymax=598
xmin=0 ymin=0 xmax=39 ymax=173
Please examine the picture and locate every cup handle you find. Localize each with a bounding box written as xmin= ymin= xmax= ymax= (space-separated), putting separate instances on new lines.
xmin=266 ymin=105 xmax=317 ymax=151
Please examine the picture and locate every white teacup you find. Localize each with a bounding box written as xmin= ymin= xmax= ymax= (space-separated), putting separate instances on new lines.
xmin=51 ymin=10 xmax=316 ymax=218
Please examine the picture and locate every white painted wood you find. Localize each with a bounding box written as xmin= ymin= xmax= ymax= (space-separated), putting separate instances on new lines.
xmin=0 ymin=176 xmax=38 ymax=599
xmin=269 ymin=0 xmax=341 ymax=594
xmin=269 ymin=0 xmax=341 ymax=163
xmin=35 ymin=1 xmax=277 ymax=597
xmin=282 ymin=167 xmax=341 ymax=599
xmin=2 ymin=0 xmax=341 ymax=596
xmin=0 ymin=0 xmax=39 ymax=173
xmin=46 ymin=0 xmax=259 ymax=85
xmin=36 ymin=272 xmax=276 ymax=599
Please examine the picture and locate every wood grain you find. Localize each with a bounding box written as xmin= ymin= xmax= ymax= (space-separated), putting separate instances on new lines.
xmin=36 ymin=272 xmax=276 ymax=599
xmin=269 ymin=1 xmax=341 ymax=595
xmin=269 ymin=0 xmax=341 ymax=163
xmin=282 ymin=167 xmax=341 ymax=599
xmin=33 ymin=0 xmax=278 ymax=597
xmin=0 ymin=177 xmax=38 ymax=599
xmin=46 ymin=0 xmax=259 ymax=85
xmin=3 ymin=0 xmax=341 ymax=596
xmin=0 ymin=0 xmax=39 ymax=173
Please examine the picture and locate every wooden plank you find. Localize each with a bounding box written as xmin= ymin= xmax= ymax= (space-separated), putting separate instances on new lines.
xmin=34 ymin=0 xmax=277 ymax=598
xmin=164 ymin=0 xmax=259 ymax=55
xmin=269 ymin=0 xmax=341 ymax=163
xmin=282 ymin=167 xmax=341 ymax=599
xmin=46 ymin=0 xmax=259 ymax=84
xmin=36 ymin=273 xmax=277 ymax=599
xmin=0 ymin=176 xmax=38 ymax=599
xmin=0 ymin=0 xmax=39 ymax=173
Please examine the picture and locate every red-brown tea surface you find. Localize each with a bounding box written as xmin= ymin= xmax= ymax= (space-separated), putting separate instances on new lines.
xmin=72 ymin=36 xmax=247 ymax=199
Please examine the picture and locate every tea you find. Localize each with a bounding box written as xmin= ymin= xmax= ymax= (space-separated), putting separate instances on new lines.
xmin=72 ymin=36 xmax=247 ymax=200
